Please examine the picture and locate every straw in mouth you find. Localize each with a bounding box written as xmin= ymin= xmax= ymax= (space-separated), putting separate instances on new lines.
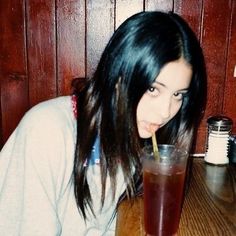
xmin=151 ymin=133 xmax=160 ymax=161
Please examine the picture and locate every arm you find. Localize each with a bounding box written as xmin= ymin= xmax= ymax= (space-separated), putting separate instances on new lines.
xmin=0 ymin=106 xmax=70 ymax=235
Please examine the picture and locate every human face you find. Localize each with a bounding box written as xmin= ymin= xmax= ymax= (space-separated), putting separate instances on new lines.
xmin=136 ymin=58 xmax=192 ymax=139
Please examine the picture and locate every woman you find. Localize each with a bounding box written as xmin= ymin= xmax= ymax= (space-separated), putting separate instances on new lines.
xmin=0 ymin=11 xmax=206 ymax=235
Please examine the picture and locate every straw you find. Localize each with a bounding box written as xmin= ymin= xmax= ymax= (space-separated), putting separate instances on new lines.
xmin=151 ymin=133 xmax=160 ymax=161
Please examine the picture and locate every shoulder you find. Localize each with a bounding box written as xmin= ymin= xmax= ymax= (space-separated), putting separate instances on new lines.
xmin=20 ymin=96 xmax=75 ymax=132
xmin=14 ymin=95 xmax=77 ymax=168
xmin=13 ymin=96 xmax=77 ymax=150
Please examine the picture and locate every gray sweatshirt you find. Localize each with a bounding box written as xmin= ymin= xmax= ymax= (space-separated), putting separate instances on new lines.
xmin=0 ymin=96 xmax=125 ymax=235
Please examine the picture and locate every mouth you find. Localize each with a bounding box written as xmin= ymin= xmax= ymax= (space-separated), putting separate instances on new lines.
xmin=139 ymin=121 xmax=161 ymax=134
xmin=149 ymin=123 xmax=161 ymax=133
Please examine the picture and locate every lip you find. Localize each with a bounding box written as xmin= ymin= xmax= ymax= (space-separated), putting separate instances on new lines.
xmin=139 ymin=121 xmax=161 ymax=134
xmin=148 ymin=123 xmax=161 ymax=133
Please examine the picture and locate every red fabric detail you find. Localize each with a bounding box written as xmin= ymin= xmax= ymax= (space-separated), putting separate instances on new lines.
xmin=71 ymin=95 xmax=78 ymax=119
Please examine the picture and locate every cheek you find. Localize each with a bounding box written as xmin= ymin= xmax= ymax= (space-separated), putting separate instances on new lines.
xmin=170 ymin=101 xmax=182 ymax=119
xmin=136 ymin=95 xmax=150 ymax=120
xmin=136 ymin=101 xmax=142 ymax=120
xmin=136 ymin=96 xmax=157 ymax=138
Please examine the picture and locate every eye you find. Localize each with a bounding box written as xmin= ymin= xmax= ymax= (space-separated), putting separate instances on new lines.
xmin=147 ymin=86 xmax=160 ymax=97
xmin=173 ymin=92 xmax=184 ymax=100
xmin=148 ymin=86 xmax=155 ymax=92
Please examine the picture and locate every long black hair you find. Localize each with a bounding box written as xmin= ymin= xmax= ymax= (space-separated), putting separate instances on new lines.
xmin=73 ymin=11 xmax=207 ymax=219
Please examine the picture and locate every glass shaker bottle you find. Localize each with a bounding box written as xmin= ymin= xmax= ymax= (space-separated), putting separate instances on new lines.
xmin=204 ymin=116 xmax=233 ymax=165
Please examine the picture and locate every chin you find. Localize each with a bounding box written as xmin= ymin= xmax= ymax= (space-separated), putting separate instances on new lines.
xmin=138 ymin=130 xmax=152 ymax=139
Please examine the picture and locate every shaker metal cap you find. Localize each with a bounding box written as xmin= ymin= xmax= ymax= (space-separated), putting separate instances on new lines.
xmin=207 ymin=116 xmax=233 ymax=126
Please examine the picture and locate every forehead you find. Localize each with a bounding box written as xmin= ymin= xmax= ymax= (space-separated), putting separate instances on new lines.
xmin=155 ymin=58 xmax=192 ymax=90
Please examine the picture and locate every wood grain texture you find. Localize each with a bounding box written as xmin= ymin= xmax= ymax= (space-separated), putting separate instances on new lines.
xmin=223 ymin=0 xmax=236 ymax=133
xmin=145 ymin=0 xmax=173 ymax=12
xmin=57 ymin=0 xmax=86 ymax=95
xmin=0 ymin=0 xmax=29 ymax=145
xmin=115 ymin=0 xmax=143 ymax=29
xmin=116 ymin=158 xmax=236 ymax=236
xmin=201 ymin=0 xmax=231 ymax=117
xmin=26 ymin=0 xmax=57 ymax=106
xmin=179 ymin=160 xmax=236 ymax=235
xmin=174 ymin=0 xmax=202 ymax=40
xmin=86 ymin=0 xmax=115 ymax=76
xmin=194 ymin=0 xmax=232 ymax=153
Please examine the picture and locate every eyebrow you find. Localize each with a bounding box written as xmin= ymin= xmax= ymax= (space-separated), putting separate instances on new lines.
xmin=153 ymin=81 xmax=189 ymax=93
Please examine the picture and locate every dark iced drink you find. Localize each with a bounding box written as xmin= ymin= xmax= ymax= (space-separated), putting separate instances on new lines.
xmin=142 ymin=145 xmax=188 ymax=236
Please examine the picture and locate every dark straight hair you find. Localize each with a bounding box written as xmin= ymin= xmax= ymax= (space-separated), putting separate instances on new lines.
xmin=72 ymin=11 xmax=207 ymax=219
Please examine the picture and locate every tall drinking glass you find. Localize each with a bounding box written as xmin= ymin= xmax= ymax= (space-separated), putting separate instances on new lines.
xmin=142 ymin=144 xmax=189 ymax=236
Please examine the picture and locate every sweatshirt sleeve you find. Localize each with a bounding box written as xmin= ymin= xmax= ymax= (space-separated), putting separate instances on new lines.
xmin=0 ymin=105 xmax=73 ymax=236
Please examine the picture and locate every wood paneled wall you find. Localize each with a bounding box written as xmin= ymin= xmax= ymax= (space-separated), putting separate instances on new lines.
xmin=1 ymin=0 xmax=235 ymax=153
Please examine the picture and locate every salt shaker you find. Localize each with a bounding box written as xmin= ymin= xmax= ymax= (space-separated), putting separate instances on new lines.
xmin=204 ymin=116 xmax=233 ymax=165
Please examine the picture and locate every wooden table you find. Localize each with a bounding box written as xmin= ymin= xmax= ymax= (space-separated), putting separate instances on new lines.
xmin=116 ymin=158 xmax=236 ymax=235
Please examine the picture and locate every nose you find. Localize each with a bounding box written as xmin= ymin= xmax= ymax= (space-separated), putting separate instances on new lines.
xmin=157 ymin=98 xmax=171 ymax=120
